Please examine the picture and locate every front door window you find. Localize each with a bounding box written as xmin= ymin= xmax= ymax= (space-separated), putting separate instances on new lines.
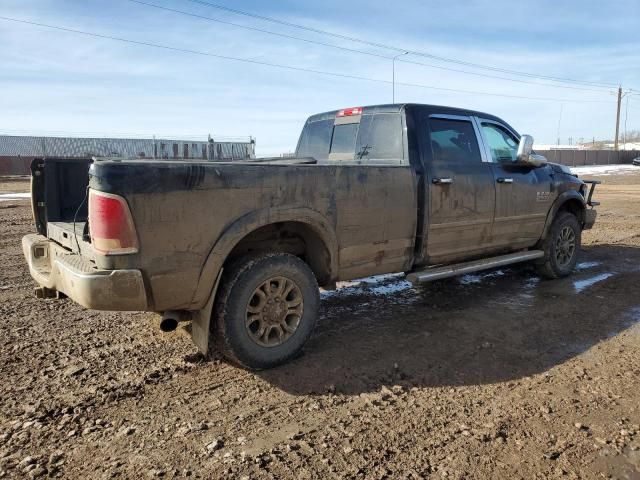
xmin=481 ymin=123 xmax=519 ymax=163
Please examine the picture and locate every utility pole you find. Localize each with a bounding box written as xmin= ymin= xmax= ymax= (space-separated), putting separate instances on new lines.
xmin=556 ymin=103 xmax=563 ymax=146
xmin=623 ymin=95 xmax=629 ymax=149
xmin=614 ymin=86 xmax=622 ymax=151
xmin=392 ymin=52 xmax=408 ymax=103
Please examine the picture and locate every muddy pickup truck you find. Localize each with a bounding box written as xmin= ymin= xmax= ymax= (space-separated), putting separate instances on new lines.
xmin=23 ymin=103 xmax=599 ymax=369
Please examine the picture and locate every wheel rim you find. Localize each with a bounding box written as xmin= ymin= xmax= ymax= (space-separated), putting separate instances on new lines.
xmin=245 ymin=276 xmax=304 ymax=347
xmin=555 ymin=225 xmax=576 ymax=267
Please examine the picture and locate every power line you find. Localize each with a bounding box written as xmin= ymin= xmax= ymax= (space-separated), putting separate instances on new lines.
xmin=128 ymin=0 xmax=613 ymax=94
xmin=627 ymin=95 xmax=640 ymax=110
xmin=0 ymin=15 xmax=615 ymax=104
xmin=181 ymin=0 xmax=620 ymax=89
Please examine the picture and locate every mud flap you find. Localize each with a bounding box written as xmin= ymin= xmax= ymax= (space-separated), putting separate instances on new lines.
xmin=190 ymin=269 xmax=222 ymax=356
xmin=583 ymin=209 xmax=597 ymax=230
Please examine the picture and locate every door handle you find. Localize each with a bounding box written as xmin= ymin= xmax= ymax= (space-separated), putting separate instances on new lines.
xmin=497 ymin=177 xmax=513 ymax=184
xmin=432 ymin=177 xmax=453 ymax=185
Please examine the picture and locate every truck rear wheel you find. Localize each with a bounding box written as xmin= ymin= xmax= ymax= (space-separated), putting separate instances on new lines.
xmin=536 ymin=211 xmax=581 ymax=279
xmin=212 ymin=253 xmax=320 ymax=370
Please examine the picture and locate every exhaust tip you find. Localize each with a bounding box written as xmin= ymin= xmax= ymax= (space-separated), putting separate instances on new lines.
xmin=160 ymin=310 xmax=191 ymax=332
xmin=160 ymin=317 xmax=178 ymax=332
xmin=35 ymin=286 xmax=57 ymax=299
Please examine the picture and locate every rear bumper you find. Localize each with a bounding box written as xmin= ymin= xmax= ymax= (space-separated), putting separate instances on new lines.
xmin=22 ymin=234 xmax=148 ymax=311
xmin=583 ymin=209 xmax=597 ymax=230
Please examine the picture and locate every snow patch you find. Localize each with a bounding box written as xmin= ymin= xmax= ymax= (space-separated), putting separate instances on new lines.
xmin=576 ymin=261 xmax=601 ymax=271
xmin=0 ymin=192 xmax=30 ymax=202
xmin=458 ymin=269 xmax=506 ymax=285
xmin=524 ymin=276 xmax=540 ymax=288
xmin=571 ymin=164 xmax=638 ymax=176
xmin=370 ymin=281 xmax=413 ymax=295
xmin=321 ymin=273 xmax=409 ymax=299
xmin=574 ymin=272 xmax=614 ymax=292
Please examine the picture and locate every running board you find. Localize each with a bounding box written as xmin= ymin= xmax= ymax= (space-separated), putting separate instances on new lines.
xmin=407 ymin=250 xmax=544 ymax=284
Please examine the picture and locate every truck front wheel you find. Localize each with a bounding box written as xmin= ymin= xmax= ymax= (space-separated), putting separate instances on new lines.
xmin=213 ymin=253 xmax=320 ymax=369
xmin=536 ymin=211 xmax=582 ymax=279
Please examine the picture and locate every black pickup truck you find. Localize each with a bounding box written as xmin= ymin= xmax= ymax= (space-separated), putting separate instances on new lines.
xmin=23 ymin=103 xmax=598 ymax=369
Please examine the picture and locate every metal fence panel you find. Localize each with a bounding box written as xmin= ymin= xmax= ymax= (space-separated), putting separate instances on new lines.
xmin=0 ymin=134 xmax=257 ymax=174
xmin=535 ymin=149 xmax=638 ymax=166
xmin=0 ymin=135 xmax=255 ymax=160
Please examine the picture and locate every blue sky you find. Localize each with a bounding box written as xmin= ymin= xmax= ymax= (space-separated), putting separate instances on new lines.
xmin=1 ymin=0 xmax=639 ymax=155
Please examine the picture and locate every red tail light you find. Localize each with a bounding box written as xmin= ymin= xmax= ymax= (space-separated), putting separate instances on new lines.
xmin=88 ymin=190 xmax=139 ymax=255
xmin=336 ymin=107 xmax=363 ymax=117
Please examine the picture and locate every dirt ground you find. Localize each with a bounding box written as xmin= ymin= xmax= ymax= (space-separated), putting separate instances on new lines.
xmin=1 ymin=170 xmax=640 ymax=479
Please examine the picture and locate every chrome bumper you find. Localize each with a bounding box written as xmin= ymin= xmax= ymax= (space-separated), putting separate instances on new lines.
xmin=22 ymin=234 xmax=148 ymax=311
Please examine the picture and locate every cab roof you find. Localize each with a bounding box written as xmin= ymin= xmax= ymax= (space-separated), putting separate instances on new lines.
xmin=306 ymin=103 xmax=507 ymax=125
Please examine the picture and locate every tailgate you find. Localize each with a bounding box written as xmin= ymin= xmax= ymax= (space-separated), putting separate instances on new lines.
xmin=46 ymin=221 xmax=92 ymax=255
xmin=31 ymin=157 xmax=93 ymax=244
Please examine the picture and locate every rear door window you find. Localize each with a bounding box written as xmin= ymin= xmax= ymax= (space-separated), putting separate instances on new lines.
xmin=355 ymin=113 xmax=403 ymax=160
xmin=428 ymin=118 xmax=482 ymax=163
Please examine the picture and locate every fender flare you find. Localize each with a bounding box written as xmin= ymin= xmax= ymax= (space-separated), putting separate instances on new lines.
xmin=188 ymin=206 xmax=339 ymax=309
xmin=539 ymin=190 xmax=586 ymax=241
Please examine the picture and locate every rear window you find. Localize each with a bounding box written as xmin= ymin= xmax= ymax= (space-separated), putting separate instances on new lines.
xmin=330 ymin=123 xmax=358 ymax=154
xmin=296 ymin=118 xmax=333 ymax=160
xmin=296 ymin=113 xmax=404 ymax=162
xmin=355 ymin=114 xmax=403 ymax=160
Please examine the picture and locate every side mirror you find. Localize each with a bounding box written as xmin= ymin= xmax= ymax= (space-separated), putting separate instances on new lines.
xmin=516 ymin=134 xmax=547 ymax=167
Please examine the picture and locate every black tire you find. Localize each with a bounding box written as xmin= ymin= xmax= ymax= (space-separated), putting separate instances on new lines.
xmin=212 ymin=253 xmax=320 ymax=370
xmin=536 ymin=211 xmax=581 ymax=279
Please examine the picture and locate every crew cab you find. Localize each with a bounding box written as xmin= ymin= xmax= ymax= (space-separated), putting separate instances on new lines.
xmin=23 ymin=104 xmax=598 ymax=369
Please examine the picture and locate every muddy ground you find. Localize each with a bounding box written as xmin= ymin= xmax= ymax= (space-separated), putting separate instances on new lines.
xmin=1 ymin=170 xmax=639 ymax=479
